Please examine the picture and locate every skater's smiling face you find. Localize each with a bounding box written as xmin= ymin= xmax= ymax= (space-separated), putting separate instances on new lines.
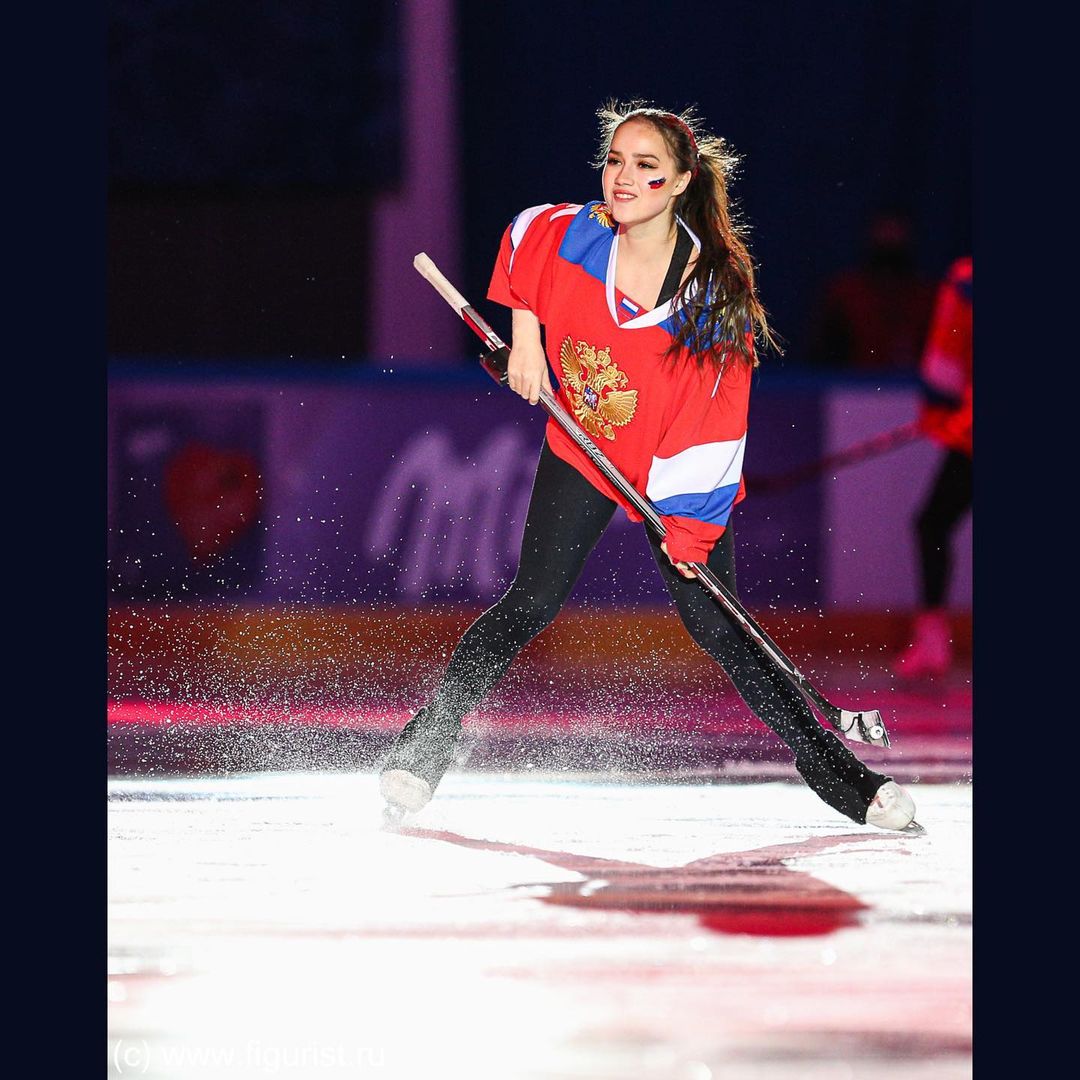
xmin=602 ymin=120 xmax=691 ymax=228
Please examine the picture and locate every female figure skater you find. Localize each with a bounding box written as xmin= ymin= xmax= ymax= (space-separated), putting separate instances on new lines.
xmin=381 ymin=102 xmax=916 ymax=830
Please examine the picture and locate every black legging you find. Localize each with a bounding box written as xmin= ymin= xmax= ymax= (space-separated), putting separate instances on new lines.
xmin=425 ymin=441 xmax=889 ymax=823
xmin=916 ymin=449 xmax=973 ymax=608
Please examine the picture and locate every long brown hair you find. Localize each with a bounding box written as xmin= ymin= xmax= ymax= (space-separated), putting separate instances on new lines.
xmin=594 ymin=100 xmax=781 ymax=369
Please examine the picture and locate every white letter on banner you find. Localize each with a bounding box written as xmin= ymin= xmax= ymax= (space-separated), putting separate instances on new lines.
xmin=366 ymin=427 xmax=534 ymax=597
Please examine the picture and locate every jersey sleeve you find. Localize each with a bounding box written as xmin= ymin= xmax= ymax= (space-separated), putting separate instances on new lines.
xmin=918 ymin=257 xmax=972 ymax=454
xmin=646 ymin=350 xmax=753 ymax=564
xmin=486 ymin=203 xmax=581 ymax=322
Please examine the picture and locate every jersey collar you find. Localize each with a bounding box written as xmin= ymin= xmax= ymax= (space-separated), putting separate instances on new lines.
xmin=604 ymin=215 xmax=702 ymax=330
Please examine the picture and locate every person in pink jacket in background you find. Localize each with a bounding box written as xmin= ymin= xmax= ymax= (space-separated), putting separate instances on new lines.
xmin=894 ymin=257 xmax=973 ymax=678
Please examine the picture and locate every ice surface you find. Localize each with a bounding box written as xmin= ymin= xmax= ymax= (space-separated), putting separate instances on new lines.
xmin=108 ymin=772 xmax=971 ymax=1079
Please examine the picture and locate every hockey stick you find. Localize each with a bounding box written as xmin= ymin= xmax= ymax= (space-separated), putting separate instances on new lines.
xmin=747 ymin=422 xmax=922 ymax=495
xmin=413 ymin=252 xmax=889 ymax=748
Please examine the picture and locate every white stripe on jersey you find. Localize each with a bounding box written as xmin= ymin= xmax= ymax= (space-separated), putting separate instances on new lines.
xmin=508 ymin=204 xmax=553 ymax=269
xmin=646 ymin=435 xmax=746 ymax=502
xmin=507 ymin=204 xmax=581 ymax=273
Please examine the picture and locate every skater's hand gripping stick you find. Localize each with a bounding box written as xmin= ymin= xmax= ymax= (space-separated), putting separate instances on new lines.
xmin=507 ymin=311 xmax=552 ymax=405
xmin=660 ymin=541 xmax=697 ymax=580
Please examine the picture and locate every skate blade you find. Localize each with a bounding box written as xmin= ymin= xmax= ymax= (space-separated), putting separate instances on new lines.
xmin=901 ymin=819 xmax=927 ymax=836
xmin=839 ymin=709 xmax=890 ymax=748
xmin=380 ymin=769 xmax=433 ymax=816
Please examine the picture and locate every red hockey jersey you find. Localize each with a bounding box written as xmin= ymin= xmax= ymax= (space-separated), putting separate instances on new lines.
xmin=918 ymin=256 xmax=972 ymax=456
xmin=487 ymin=200 xmax=752 ymax=564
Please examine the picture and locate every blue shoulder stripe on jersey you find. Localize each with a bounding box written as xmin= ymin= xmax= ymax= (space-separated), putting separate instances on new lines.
xmin=658 ymin=310 xmax=682 ymax=336
xmin=557 ymin=202 xmax=614 ymax=285
xmin=652 ymin=482 xmax=741 ymax=527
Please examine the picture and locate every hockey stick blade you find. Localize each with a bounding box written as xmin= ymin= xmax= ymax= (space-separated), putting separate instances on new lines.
xmin=837 ymin=709 xmax=889 ymax=748
xmin=690 ymin=561 xmax=890 ymax=747
xmin=412 ymin=255 xmax=891 ymax=749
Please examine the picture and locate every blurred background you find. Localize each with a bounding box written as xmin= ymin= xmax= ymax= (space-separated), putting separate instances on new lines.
xmin=107 ymin=0 xmax=972 ymax=777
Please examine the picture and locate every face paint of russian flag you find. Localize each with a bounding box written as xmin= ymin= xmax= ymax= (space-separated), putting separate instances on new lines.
xmin=619 ymin=297 xmax=640 ymax=316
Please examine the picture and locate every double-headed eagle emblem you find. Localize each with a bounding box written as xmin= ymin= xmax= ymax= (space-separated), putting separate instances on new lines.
xmin=558 ymin=337 xmax=638 ymax=441
xmin=589 ymin=203 xmax=615 ymax=228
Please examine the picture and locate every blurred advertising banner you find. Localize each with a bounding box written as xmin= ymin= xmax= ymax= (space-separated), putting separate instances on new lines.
xmin=110 ymin=399 xmax=265 ymax=599
xmin=107 ymin=373 xmax=968 ymax=611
